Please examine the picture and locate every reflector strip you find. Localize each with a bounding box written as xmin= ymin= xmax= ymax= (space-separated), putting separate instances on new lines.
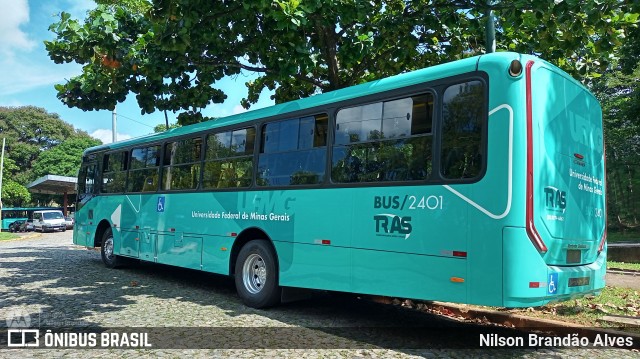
xmin=529 ymin=282 xmax=540 ymax=288
xmin=452 ymin=251 xmax=467 ymax=258
xmin=598 ymin=146 xmax=607 ymax=253
xmin=450 ymin=277 xmax=465 ymax=283
xmin=574 ymin=153 xmax=584 ymax=160
xmin=229 ymin=232 xmax=238 ymax=237
xmin=525 ymin=60 xmax=548 ymax=253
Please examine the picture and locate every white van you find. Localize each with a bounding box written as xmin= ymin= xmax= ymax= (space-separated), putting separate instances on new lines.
xmin=33 ymin=210 xmax=66 ymax=233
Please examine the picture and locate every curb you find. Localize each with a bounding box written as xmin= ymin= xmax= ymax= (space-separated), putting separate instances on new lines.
xmin=424 ymin=301 xmax=640 ymax=342
xmin=368 ymin=295 xmax=640 ymax=346
xmin=608 ymin=269 xmax=640 ymax=276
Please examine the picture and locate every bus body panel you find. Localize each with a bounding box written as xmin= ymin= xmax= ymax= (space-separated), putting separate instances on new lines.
xmin=350 ymin=249 xmax=467 ymax=302
xmin=531 ymin=61 xmax=606 ymax=266
xmin=466 ymin=53 xmax=528 ymax=305
xmin=503 ymin=227 xmax=606 ymax=307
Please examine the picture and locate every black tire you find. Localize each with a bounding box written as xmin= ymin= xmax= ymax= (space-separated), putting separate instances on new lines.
xmin=234 ymin=240 xmax=281 ymax=308
xmin=100 ymin=227 xmax=121 ymax=269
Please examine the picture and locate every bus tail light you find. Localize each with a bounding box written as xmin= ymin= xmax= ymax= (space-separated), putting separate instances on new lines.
xmin=598 ymin=230 xmax=607 ymax=253
xmin=598 ymin=146 xmax=607 ymax=253
xmin=529 ymin=281 xmax=543 ymax=288
xmin=525 ymin=60 xmax=548 ymax=254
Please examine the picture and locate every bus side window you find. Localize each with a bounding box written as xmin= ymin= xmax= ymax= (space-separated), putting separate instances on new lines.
xmin=203 ymin=128 xmax=255 ymax=189
xmin=163 ymin=137 xmax=202 ymax=191
xmin=78 ymin=163 xmax=97 ymax=199
xmin=440 ymin=81 xmax=486 ymax=179
xmin=102 ymin=151 xmax=128 ymax=193
xmin=128 ymin=146 xmax=160 ymax=192
xmin=332 ymin=93 xmax=433 ymax=183
xmin=257 ymin=115 xmax=327 ymax=187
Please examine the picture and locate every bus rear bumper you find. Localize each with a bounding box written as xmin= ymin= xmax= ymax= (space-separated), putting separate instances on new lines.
xmin=502 ymin=227 xmax=606 ymax=308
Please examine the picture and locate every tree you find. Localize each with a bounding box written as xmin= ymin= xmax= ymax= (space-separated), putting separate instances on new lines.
xmin=46 ymin=0 xmax=639 ymax=125
xmin=0 ymin=106 xmax=78 ymax=184
xmin=1 ymin=158 xmax=31 ymax=207
xmin=590 ymin=23 xmax=640 ymax=232
xmin=0 ymin=106 xmax=102 ymax=207
xmin=153 ymin=122 xmax=181 ymax=133
xmin=32 ymin=137 xmax=102 ymax=178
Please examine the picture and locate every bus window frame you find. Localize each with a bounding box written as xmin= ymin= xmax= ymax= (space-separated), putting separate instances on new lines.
xmin=85 ymin=71 xmax=488 ymax=195
xmin=327 ymin=72 xmax=488 ymax=187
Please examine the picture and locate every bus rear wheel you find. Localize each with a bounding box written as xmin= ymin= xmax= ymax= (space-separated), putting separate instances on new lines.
xmin=100 ymin=227 xmax=121 ymax=269
xmin=235 ymin=240 xmax=281 ymax=308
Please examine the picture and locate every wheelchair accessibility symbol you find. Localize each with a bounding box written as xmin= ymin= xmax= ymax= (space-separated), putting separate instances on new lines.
xmin=548 ymin=272 xmax=558 ymax=295
xmin=157 ymin=196 xmax=165 ymax=212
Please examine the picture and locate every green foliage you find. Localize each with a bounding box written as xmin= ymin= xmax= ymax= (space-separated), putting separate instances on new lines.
xmin=46 ymin=0 xmax=639 ymax=125
xmin=153 ymin=122 xmax=181 ymax=133
xmin=0 ymin=107 xmax=102 ymax=207
xmin=0 ymin=106 xmax=78 ymax=183
xmin=590 ymin=17 xmax=640 ymax=233
xmin=32 ymin=137 xmax=102 ymax=178
xmin=2 ymin=180 xmax=31 ymax=207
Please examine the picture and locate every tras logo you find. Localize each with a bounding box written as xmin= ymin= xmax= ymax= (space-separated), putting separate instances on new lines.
xmin=544 ymin=186 xmax=566 ymax=211
xmin=374 ymin=214 xmax=412 ymax=239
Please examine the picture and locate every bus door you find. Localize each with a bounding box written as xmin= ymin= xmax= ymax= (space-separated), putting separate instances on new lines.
xmin=75 ymin=160 xmax=98 ymax=246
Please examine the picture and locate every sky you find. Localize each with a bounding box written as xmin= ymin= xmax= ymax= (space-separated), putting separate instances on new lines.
xmin=0 ymin=0 xmax=274 ymax=144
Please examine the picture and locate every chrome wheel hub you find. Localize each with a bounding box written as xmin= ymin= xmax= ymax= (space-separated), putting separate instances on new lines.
xmin=242 ymin=253 xmax=267 ymax=294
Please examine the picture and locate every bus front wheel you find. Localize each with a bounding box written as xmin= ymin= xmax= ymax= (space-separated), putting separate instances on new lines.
xmin=100 ymin=227 xmax=121 ymax=269
xmin=235 ymin=240 xmax=281 ymax=308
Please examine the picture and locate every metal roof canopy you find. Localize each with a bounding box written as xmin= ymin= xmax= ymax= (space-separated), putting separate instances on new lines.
xmin=26 ymin=175 xmax=77 ymax=195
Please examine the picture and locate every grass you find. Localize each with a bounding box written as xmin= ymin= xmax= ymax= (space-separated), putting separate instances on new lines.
xmin=609 ymin=261 xmax=640 ymax=271
xmin=505 ymin=286 xmax=640 ymax=330
xmin=0 ymin=232 xmax=19 ymax=241
xmin=607 ymin=231 xmax=640 ymax=243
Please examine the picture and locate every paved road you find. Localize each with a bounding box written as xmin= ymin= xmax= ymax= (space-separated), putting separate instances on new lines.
xmin=0 ymin=231 xmax=637 ymax=358
xmin=606 ymin=272 xmax=640 ymax=290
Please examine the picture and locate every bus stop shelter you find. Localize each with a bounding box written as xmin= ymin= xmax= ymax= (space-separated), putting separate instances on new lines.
xmin=26 ymin=175 xmax=77 ymax=216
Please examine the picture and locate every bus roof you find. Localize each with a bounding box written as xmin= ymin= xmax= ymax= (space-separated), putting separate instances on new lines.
xmin=83 ymin=52 xmax=577 ymax=154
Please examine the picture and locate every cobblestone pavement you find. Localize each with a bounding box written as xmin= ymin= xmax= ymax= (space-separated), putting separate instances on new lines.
xmin=0 ymin=232 xmax=638 ymax=358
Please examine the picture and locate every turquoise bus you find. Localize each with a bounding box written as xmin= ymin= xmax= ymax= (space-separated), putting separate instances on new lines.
xmin=1 ymin=207 xmax=61 ymax=231
xmin=74 ymin=52 xmax=606 ymax=308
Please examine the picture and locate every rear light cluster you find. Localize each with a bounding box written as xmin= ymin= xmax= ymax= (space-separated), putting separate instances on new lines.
xmin=525 ymin=60 xmax=548 ymax=253
xmin=598 ymin=146 xmax=607 ymax=253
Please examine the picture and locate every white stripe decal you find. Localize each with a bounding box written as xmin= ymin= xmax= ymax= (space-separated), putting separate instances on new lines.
xmin=442 ymin=104 xmax=513 ymax=220
xmin=125 ymin=194 xmax=142 ymax=214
